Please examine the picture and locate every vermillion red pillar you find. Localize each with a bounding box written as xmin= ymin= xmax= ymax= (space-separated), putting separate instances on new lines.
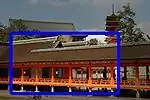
xmin=21 ymin=67 xmax=24 ymax=82
xmin=69 ymin=67 xmax=72 ymax=84
xmin=88 ymin=65 xmax=92 ymax=85
xmin=136 ymin=65 xmax=139 ymax=85
xmin=35 ymin=67 xmax=39 ymax=82
xmin=51 ymin=67 xmax=54 ymax=82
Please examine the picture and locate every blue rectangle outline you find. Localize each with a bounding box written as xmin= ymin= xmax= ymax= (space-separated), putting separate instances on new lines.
xmin=9 ymin=31 xmax=120 ymax=96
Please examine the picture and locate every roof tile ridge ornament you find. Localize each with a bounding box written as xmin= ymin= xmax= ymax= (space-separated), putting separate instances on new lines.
xmin=52 ymin=35 xmax=60 ymax=44
xmin=51 ymin=36 xmax=62 ymax=48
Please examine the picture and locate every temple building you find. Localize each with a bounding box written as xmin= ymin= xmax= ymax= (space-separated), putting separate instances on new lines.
xmin=0 ymin=18 xmax=150 ymax=98
xmin=0 ymin=36 xmax=150 ymax=96
xmin=9 ymin=18 xmax=87 ymax=42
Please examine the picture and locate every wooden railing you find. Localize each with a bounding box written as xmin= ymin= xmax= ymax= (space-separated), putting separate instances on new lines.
xmin=0 ymin=78 xmax=150 ymax=90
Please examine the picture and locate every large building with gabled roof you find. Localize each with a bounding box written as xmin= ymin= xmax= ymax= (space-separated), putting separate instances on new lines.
xmin=0 ymin=18 xmax=150 ymax=96
xmin=0 ymin=35 xmax=150 ymax=95
xmin=9 ymin=18 xmax=87 ymax=42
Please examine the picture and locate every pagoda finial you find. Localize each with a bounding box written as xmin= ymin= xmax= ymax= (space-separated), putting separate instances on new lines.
xmin=112 ymin=4 xmax=115 ymax=15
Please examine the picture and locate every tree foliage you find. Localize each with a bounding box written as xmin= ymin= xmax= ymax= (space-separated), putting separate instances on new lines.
xmin=87 ymin=38 xmax=98 ymax=45
xmin=0 ymin=19 xmax=39 ymax=42
xmin=116 ymin=3 xmax=148 ymax=75
xmin=10 ymin=19 xmax=39 ymax=41
xmin=0 ymin=23 xmax=9 ymax=42
xmin=117 ymin=3 xmax=147 ymax=43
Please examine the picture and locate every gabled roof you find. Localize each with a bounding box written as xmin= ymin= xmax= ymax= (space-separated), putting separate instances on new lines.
xmin=9 ymin=18 xmax=76 ymax=31
xmin=0 ymin=37 xmax=63 ymax=63
xmin=13 ymin=41 xmax=150 ymax=62
xmin=1 ymin=40 xmax=150 ymax=63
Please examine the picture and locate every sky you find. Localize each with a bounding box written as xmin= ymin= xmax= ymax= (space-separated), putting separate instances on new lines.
xmin=0 ymin=0 xmax=150 ymax=42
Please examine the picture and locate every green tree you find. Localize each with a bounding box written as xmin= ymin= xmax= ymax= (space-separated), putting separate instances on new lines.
xmin=0 ymin=23 xmax=9 ymax=42
xmin=117 ymin=3 xmax=147 ymax=76
xmin=117 ymin=3 xmax=147 ymax=43
xmin=87 ymin=38 xmax=98 ymax=45
xmin=0 ymin=19 xmax=39 ymax=42
xmin=10 ymin=19 xmax=39 ymax=41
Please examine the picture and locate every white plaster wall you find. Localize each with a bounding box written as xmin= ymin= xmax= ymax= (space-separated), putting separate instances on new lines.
xmin=92 ymin=74 xmax=96 ymax=78
xmin=76 ymin=74 xmax=86 ymax=79
xmin=72 ymin=69 xmax=77 ymax=78
xmin=77 ymin=74 xmax=82 ymax=78
xmin=83 ymin=74 xmax=86 ymax=79
xmin=139 ymin=67 xmax=148 ymax=79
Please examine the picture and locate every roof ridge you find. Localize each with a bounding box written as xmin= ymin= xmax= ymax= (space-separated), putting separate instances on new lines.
xmin=13 ymin=36 xmax=58 ymax=45
xmin=9 ymin=18 xmax=74 ymax=25
xmin=121 ymin=41 xmax=150 ymax=46
xmin=62 ymin=41 xmax=87 ymax=46
xmin=30 ymin=41 xmax=150 ymax=53
xmin=62 ymin=41 xmax=86 ymax=44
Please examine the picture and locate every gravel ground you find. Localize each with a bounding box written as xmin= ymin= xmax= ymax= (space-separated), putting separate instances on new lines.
xmin=0 ymin=90 xmax=149 ymax=100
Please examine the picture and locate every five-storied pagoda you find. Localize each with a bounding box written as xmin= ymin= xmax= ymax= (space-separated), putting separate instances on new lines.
xmin=105 ymin=4 xmax=120 ymax=44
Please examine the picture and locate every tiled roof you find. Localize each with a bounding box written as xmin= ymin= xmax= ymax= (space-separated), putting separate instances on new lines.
xmin=0 ymin=43 xmax=9 ymax=63
xmin=62 ymin=41 xmax=87 ymax=47
xmin=1 ymin=41 xmax=150 ymax=63
xmin=13 ymin=41 xmax=150 ymax=62
xmin=31 ymin=41 xmax=150 ymax=53
xmin=9 ymin=18 xmax=76 ymax=31
xmin=0 ymin=37 xmax=62 ymax=63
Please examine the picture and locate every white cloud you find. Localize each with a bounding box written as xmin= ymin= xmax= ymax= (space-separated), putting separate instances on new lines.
xmin=80 ymin=29 xmax=107 ymax=43
xmin=86 ymin=35 xmax=107 ymax=43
